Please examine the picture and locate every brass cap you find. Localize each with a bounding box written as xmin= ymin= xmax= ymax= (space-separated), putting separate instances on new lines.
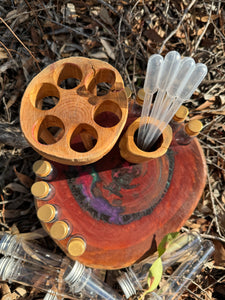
xmin=124 ymin=86 xmax=132 ymax=99
xmin=67 ymin=237 xmax=86 ymax=257
xmin=185 ymin=120 xmax=203 ymax=136
xmin=31 ymin=181 xmax=50 ymax=199
xmin=50 ymin=221 xmax=69 ymax=240
xmin=33 ymin=160 xmax=52 ymax=178
xmin=37 ymin=204 xmax=56 ymax=222
xmin=173 ymin=106 xmax=189 ymax=122
xmin=136 ymin=89 xmax=145 ymax=105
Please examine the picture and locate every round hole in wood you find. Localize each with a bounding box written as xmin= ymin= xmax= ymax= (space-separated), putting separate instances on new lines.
xmin=94 ymin=101 xmax=122 ymax=128
xmin=87 ymin=68 xmax=116 ymax=96
xmin=70 ymin=124 xmax=98 ymax=153
xmin=57 ymin=63 xmax=83 ymax=89
xmin=36 ymin=115 xmax=65 ymax=145
xmin=34 ymin=83 xmax=60 ymax=110
xmin=134 ymin=125 xmax=163 ymax=152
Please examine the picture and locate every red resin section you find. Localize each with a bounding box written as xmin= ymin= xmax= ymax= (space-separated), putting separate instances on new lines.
xmin=35 ymin=131 xmax=207 ymax=269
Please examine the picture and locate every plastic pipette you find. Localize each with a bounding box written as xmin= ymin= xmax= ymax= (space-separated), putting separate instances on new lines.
xmin=137 ymin=54 xmax=163 ymax=148
xmin=143 ymin=57 xmax=195 ymax=148
xmin=143 ymin=61 xmax=207 ymax=149
xmin=141 ymin=51 xmax=181 ymax=150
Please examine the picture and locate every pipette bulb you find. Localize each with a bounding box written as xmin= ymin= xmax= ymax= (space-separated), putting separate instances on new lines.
xmin=158 ymin=51 xmax=181 ymax=90
xmin=167 ymin=57 xmax=195 ymax=97
xmin=178 ymin=63 xmax=207 ymax=100
xmin=144 ymin=54 xmax=163 ymax=94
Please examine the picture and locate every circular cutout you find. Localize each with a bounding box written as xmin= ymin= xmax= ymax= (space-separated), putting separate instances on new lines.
xmin=94 ymin=101 xmax=122 ymax=128
xmin=70 ymin=124 xmax=98 ymax=152
xmin=36 ymin=115 xmax=65 ymax=145
xmin=34 ymin=83 xmax=60 ymax=110
xmin=88 ymin=68 xmax=116 ymax=96
xmin=57 ymin=63 xmax=82 ymax=89
xmin=134 ymin=125 xmax=163 ymax=152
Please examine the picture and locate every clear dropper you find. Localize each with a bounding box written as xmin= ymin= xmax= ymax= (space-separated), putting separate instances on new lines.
xmin=137 ymin=54 xmax=163 ymax=148
xmin=143 ymin=62 xmax=207 ymax=149
xmin=143 ymin=57 xmax=195 ymax=148
xmin=141 ymin=51 xmax=181 ymax=150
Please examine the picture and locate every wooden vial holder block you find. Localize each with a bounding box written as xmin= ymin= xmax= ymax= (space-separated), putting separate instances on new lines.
xmin=20 ymin=57 xmax=128 ymax=165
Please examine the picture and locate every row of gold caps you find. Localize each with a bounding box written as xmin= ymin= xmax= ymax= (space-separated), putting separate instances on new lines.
xmin=31 ymin=161 xmax=86 ymax=257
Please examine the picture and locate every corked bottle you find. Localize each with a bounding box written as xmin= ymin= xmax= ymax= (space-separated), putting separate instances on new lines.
xmin=169 ymin=105 xmax=189 ymax=133
xmin=32 ymin=160 xmax=57 ymax=181
xmin=175 ymin=120 xmax=203 ymax=145
xmin=31 ymin=181 xmax=55 ymax=201
xmin=130 ymin=88 xmax=145 ymax=117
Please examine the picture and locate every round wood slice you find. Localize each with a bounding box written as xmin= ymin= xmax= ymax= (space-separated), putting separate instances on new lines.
xmin=35 ymin=123 xmax=207 ymax=269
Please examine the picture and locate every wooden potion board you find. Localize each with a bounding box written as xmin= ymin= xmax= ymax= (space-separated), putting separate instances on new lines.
xmin=35 ymin=135 xmax=207 ymax=270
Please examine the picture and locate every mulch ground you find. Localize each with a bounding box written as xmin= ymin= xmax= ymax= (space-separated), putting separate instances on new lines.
xmin=0 ymin=1 xmax=225 ymax=299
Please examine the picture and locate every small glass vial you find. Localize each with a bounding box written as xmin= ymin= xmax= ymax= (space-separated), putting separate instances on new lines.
xmin=0 ymin=232 xmax=67 ymax=269
xmin=37 ymin=204 xmax=59 ymax=223
xmin=64 ymin=260 xmax=123 ymax=300
xmin=50 ymin=220 xmax=71 ymax=241
xmin=155 ymin=240 xmax=214 ymax=299
xmin=169 ymin=105 xmax=189 ymax=133
xmin=130 ymin=88 xmax=144 ymax=117
xmin=0 ymin=257 xmax=122 ymax=300
xmin=175 ymin=120 xmax=203 ymax=145
xmin=33 ymin=160 xmax=57 ymax=181
xmin=124 ymin=86 xmax=132 ymax=100
xmin=31 ymin=181 xmax=55 ymax=201
xmin=44 ymin=290 xmax=63 ymax=300
xmin=117 ymin=232 xmax=202 ymax=299
xmin=67 ymin=236 xmax=86 ymax=257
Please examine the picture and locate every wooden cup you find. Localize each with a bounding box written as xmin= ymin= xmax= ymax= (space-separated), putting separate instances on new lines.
xmin=119 ymin=117 xmax=172 ymax=164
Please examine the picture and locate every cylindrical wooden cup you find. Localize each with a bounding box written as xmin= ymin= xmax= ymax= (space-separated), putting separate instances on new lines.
xmin=119 ymin=117 xmax=172 ymax=164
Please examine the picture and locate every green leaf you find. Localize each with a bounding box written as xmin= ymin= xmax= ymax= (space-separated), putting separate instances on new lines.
xmin=146 ymin=257 xmax=163 ymax=292
xmin=157 ymin=232 xmax=180 ymax=257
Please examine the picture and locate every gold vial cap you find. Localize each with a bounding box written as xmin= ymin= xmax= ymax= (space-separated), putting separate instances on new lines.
xmin=67 ymin=237 xmax=86 ymax=257
xmin=37 ymin=204 xmax=56 ymax=222
xmin=185 ymin=120 xmax=203 ymax=136
xmin=136 ymin=89 xmax=145 ymax=105
xmin=50 ymin=221 xmax=69 ymax=240
xmin=124 ymin=86 xmax=132 ymax=99
xmin=173 ymin=106 xmax=189 ymax=122
xmin=31 ymin=181 xmax=50 ymax=199
xmin=33 ymin=160 xmax=52 ymax=178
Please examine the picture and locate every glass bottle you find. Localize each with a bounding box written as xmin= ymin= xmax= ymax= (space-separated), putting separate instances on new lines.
xmin=0 ymin=257 xmax=122 ymax=300
xmin=31 ymin=181 xmax=55 ymax=200
xmin=33 ymin=160 xmax=57 ymax=181
xmin=152 ymin=240 xmax=214 ymax=299
xmin=175 ymin=120 xmax=203 ymax=145
xmin=169 ymin=105 xmax=189 ymax=133
xmin=130 ymin=88 xmax=144 ymax=117
xmin=0 ymin=232 xmax=67 ymax=269
xmin=117 ymin=232 xmax=202 ymax=299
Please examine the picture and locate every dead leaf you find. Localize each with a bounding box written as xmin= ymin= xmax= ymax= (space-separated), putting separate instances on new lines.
xmin=13 ymin=166 xmax=34 ymax=188
xmin=0 ymin=206 xmax=32 ymax=219
xmin=196 ymin=14 xmax=219 ymax=22
xmin=144 ymin=29 xmax=164 ymax=42
xmin=3 ymin=182 xmax=28 ymax=194
xmin=214 ymin=240 xmax=225 ymax=267
xmin=18 ymin=228 xmax=48 ymax=240
xmin=99 ymin=7 xmax=113 ymax=26
xmin=195 ymin=98 xmax=215 ymax=111
xmin=100 ymin=38 xmax=115 ymax=60
xmin=0 ymin=47 xmax=8 ymax=59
